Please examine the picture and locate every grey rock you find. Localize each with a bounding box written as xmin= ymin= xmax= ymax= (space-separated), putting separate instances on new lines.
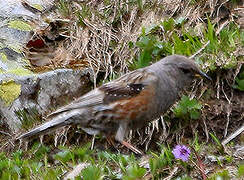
xmin=234 ymin=145 xmax=244 ymax=158
xmin=0 ymin=68 xmax=92 ymax=132
xmin=0 ymin=0 xmax=93 ymax=133
xmin=0 ymin=0 xmax=54 ymax=19
xmin=0 ymin=0 xmax=54 ymax=74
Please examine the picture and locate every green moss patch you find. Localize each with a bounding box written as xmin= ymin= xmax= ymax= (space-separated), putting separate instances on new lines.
xmin=0 ymin=52 xmax=8 ymax=62
xmin=7 ymin=68 xmax=33 ymax=76
xmin=8 ymin=20 xmax=32 ymax=31
xmin=0 ymin=80 xmax=21 ymax=106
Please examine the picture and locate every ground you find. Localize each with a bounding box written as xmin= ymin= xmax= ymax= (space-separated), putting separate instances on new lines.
xmin=0 ymin=0 xmax=243 ymax=179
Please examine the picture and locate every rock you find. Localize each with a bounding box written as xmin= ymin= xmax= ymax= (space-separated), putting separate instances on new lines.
xmin=0 ymin=0 xmax=54 ymax=19
xmin=0 ymin=0 xmax=54 ymax=76
xmin=0 ymin=68 xmax=92 ymax=132
xmin=0 ymin=0 xmax=93 ymax=133
xmin=234 ymin=145 xmax=244 ymax=157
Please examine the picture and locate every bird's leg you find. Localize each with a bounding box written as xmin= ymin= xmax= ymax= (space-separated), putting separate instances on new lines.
xmin=91 ymin=135 xmax=96 ymax=150
xmin=106 ymin=136 xmax=116 ymax=148
xmin=121 ymin=141 xmax=143 ymax=155
xmin=115 ymin=122 xmax=143 ymax=155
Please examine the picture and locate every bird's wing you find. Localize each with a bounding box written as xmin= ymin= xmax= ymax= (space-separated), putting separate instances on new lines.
xmin=98 ymin=69 xmax=159 ymax=103
xmin=48 ymin=88 xmax=105 ymax=117
xmin=48 ymin=69 xmax=158 ymax=116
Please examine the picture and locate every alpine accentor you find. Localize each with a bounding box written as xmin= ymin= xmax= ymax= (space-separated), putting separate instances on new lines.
xmin=18 ymin=55 xmax=211 ymax=154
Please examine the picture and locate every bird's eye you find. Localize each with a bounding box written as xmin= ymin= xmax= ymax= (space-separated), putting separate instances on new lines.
xmin=181 ymin=68 xmax=191 ymax=74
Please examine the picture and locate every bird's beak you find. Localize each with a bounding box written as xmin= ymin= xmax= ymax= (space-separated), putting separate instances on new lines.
xmin=196 ymin=70 xmax=212 ymax=81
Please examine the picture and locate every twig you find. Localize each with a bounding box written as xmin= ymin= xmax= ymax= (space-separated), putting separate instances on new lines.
xmin=21 ymin=0 xmax=42 ymax=14
xmin=233 ymin=64 xmax=242 ymax=85
xmin=190 ymin=40 xmax=210 ymax=59
xmin=222 ymin=124 xmax=244 ymax=146
xmin=191 ymin=147 xmax=208 ymax=180
xmin=216 ymin=0 xmax=230 ymax=26
xmin=163 ymin=166 xmax=178 ymax=180
xmin=224 ymin=107 xmax=231 ymax=138
xmin=202 ymin=115 xmax=209 ymax=142
xmin=64 ymin=162 xmax=90 ymax=180
xmin=221 ymin=80 xmax=232 ymax=104
xmin=160 ymin=115 xmax=168 ymax=139
xmin=216 ymin=74 xmax=220 ymax=99
xmin=144 ymin=121 xmax=156 ymax=151
xmin=221 ymin=79 xmax=233 ymax=137
xmin=0 ymin=130 xmax=11 ymax=136
xmin=91 ymin=135 xmax=95 ymax=150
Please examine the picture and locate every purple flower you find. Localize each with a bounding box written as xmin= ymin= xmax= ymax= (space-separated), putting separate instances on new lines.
xmin=172 ymin=145 xmax=191 ymax=162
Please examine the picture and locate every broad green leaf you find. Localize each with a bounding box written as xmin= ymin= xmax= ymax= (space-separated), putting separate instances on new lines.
xmin=82 ymin=165 xmax=104 ymax=180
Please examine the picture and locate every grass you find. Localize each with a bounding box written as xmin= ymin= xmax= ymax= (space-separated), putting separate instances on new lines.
xmin=15 ymin=108 xmax=42 ymax=130
xmin=131 ymin=18 xmax=243 ymax=71
xmin=1 ymin=142 xmax=243 ymax=179
xmin=233 ymin=66 xmax=244 ymax=91
xmin=1 ymin=0 xmax=243 ymax=179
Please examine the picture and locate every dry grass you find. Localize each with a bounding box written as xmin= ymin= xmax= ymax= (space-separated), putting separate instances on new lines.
xmin=18 ymin=0 xmax=243 ymax=150
xmin=0 ymin=1 xmax=243 ymax=179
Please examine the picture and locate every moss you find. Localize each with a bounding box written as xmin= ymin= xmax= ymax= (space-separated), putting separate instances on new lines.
xmin=0 ymin=42 xmax=4 ymax=49
xmin=21 ymin=58 xmax=32 ymax=67
xmin=32 ymin=4 xmax=43 ymax=11
xmin=0 ymin=80 xmax=21 ymax=106
xmin=7 ymin=44 xmax=22 ymax=54
xmin=8 ymin=20 xmax=32 ymax=31
xmin=7 ymin=68 xmax=33 ymax=76
xmin=0 ymin=52 xmax=8 ymax=62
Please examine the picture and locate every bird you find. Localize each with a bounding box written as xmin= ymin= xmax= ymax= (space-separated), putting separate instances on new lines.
xmin=17 ymin=55 xmax=211 ymax=154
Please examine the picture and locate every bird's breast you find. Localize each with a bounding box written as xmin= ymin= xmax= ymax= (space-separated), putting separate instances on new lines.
xmin=111 ymin=87 xmax=156 ymax=123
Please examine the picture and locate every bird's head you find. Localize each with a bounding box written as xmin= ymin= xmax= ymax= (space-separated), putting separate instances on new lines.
xmin=161 ymin=55 xmax=212 ymax=87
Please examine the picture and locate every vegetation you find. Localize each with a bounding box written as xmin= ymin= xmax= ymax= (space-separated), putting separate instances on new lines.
xmin=0 ymin=143 xmax=243 ymax=179
xmin=0 ymin=0 xmax=243 ymax=179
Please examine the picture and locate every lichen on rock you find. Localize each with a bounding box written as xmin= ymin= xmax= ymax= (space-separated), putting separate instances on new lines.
xmin=7 ymin=68 xmax=33 ymax=76
xmin=8 ymin=20 xmax=33 ymax=31
xmin=0 ymin=52 xmax=8 ymax=62
xmin=0 ymin=80 xmax=21 ymax=106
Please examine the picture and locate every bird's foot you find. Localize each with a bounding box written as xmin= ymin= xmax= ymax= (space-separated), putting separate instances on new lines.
xmin=121 ymin=141 xmax=143 ymax=155
xmin=106 ymin=136 xmax=116 ymax=149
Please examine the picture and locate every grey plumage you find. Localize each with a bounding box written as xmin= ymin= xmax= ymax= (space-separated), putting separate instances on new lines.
xmin=17 ymin=55 xmax=210 ymax=153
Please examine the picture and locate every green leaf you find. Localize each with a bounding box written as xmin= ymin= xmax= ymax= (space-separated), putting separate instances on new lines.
xmin=238 ymin=164 xmax=244 ymax=177
xmin=190 ymin=110 xmax=200 ymax=120
xmin=137 ymin=0 xmax=143 ymax=11
xmin=42 ymin=168 xmax=62 ymax=180
xmin=82 ymin=165 xmax=104 ymax=180
xmin=175 ymin=17 xmax=186 ymax=25
xmin=209 ymin=133 xmax=222 ymax=147
xmin=30 ymin=143 xmax=50 ymax=160
xmin=123 ymin=164 xmax=146 ymax=180
xmin=210 ymin=169 xmax=230 ymax=180
xmin=162 ymin=18 xmax=175 ymax=32
xmin=74 ymin=144 xmax=92 ymax=162
xmin=54 ymin=150 xmax=73 ymax=164
xmin=32 ymin=4 xmax=43 ymax=11
xmin=173 ymin=96 xmax=202 ymax=120
xmin=235 ymin=78 xmax=244 ymax=91
xmin=239 ymin=71 xmax=244 ymax=79
xmin=207 ymin=18 xmax=215 ymax=43
xmin=31 ymin=162 xmax=43 ymax=174
xmin=209 ymin=133 xmax=225 ymax=154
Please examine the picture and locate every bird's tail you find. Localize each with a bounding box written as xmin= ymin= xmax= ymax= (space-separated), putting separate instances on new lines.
xmin=17 ymin=110 xmax=80 ymax=140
